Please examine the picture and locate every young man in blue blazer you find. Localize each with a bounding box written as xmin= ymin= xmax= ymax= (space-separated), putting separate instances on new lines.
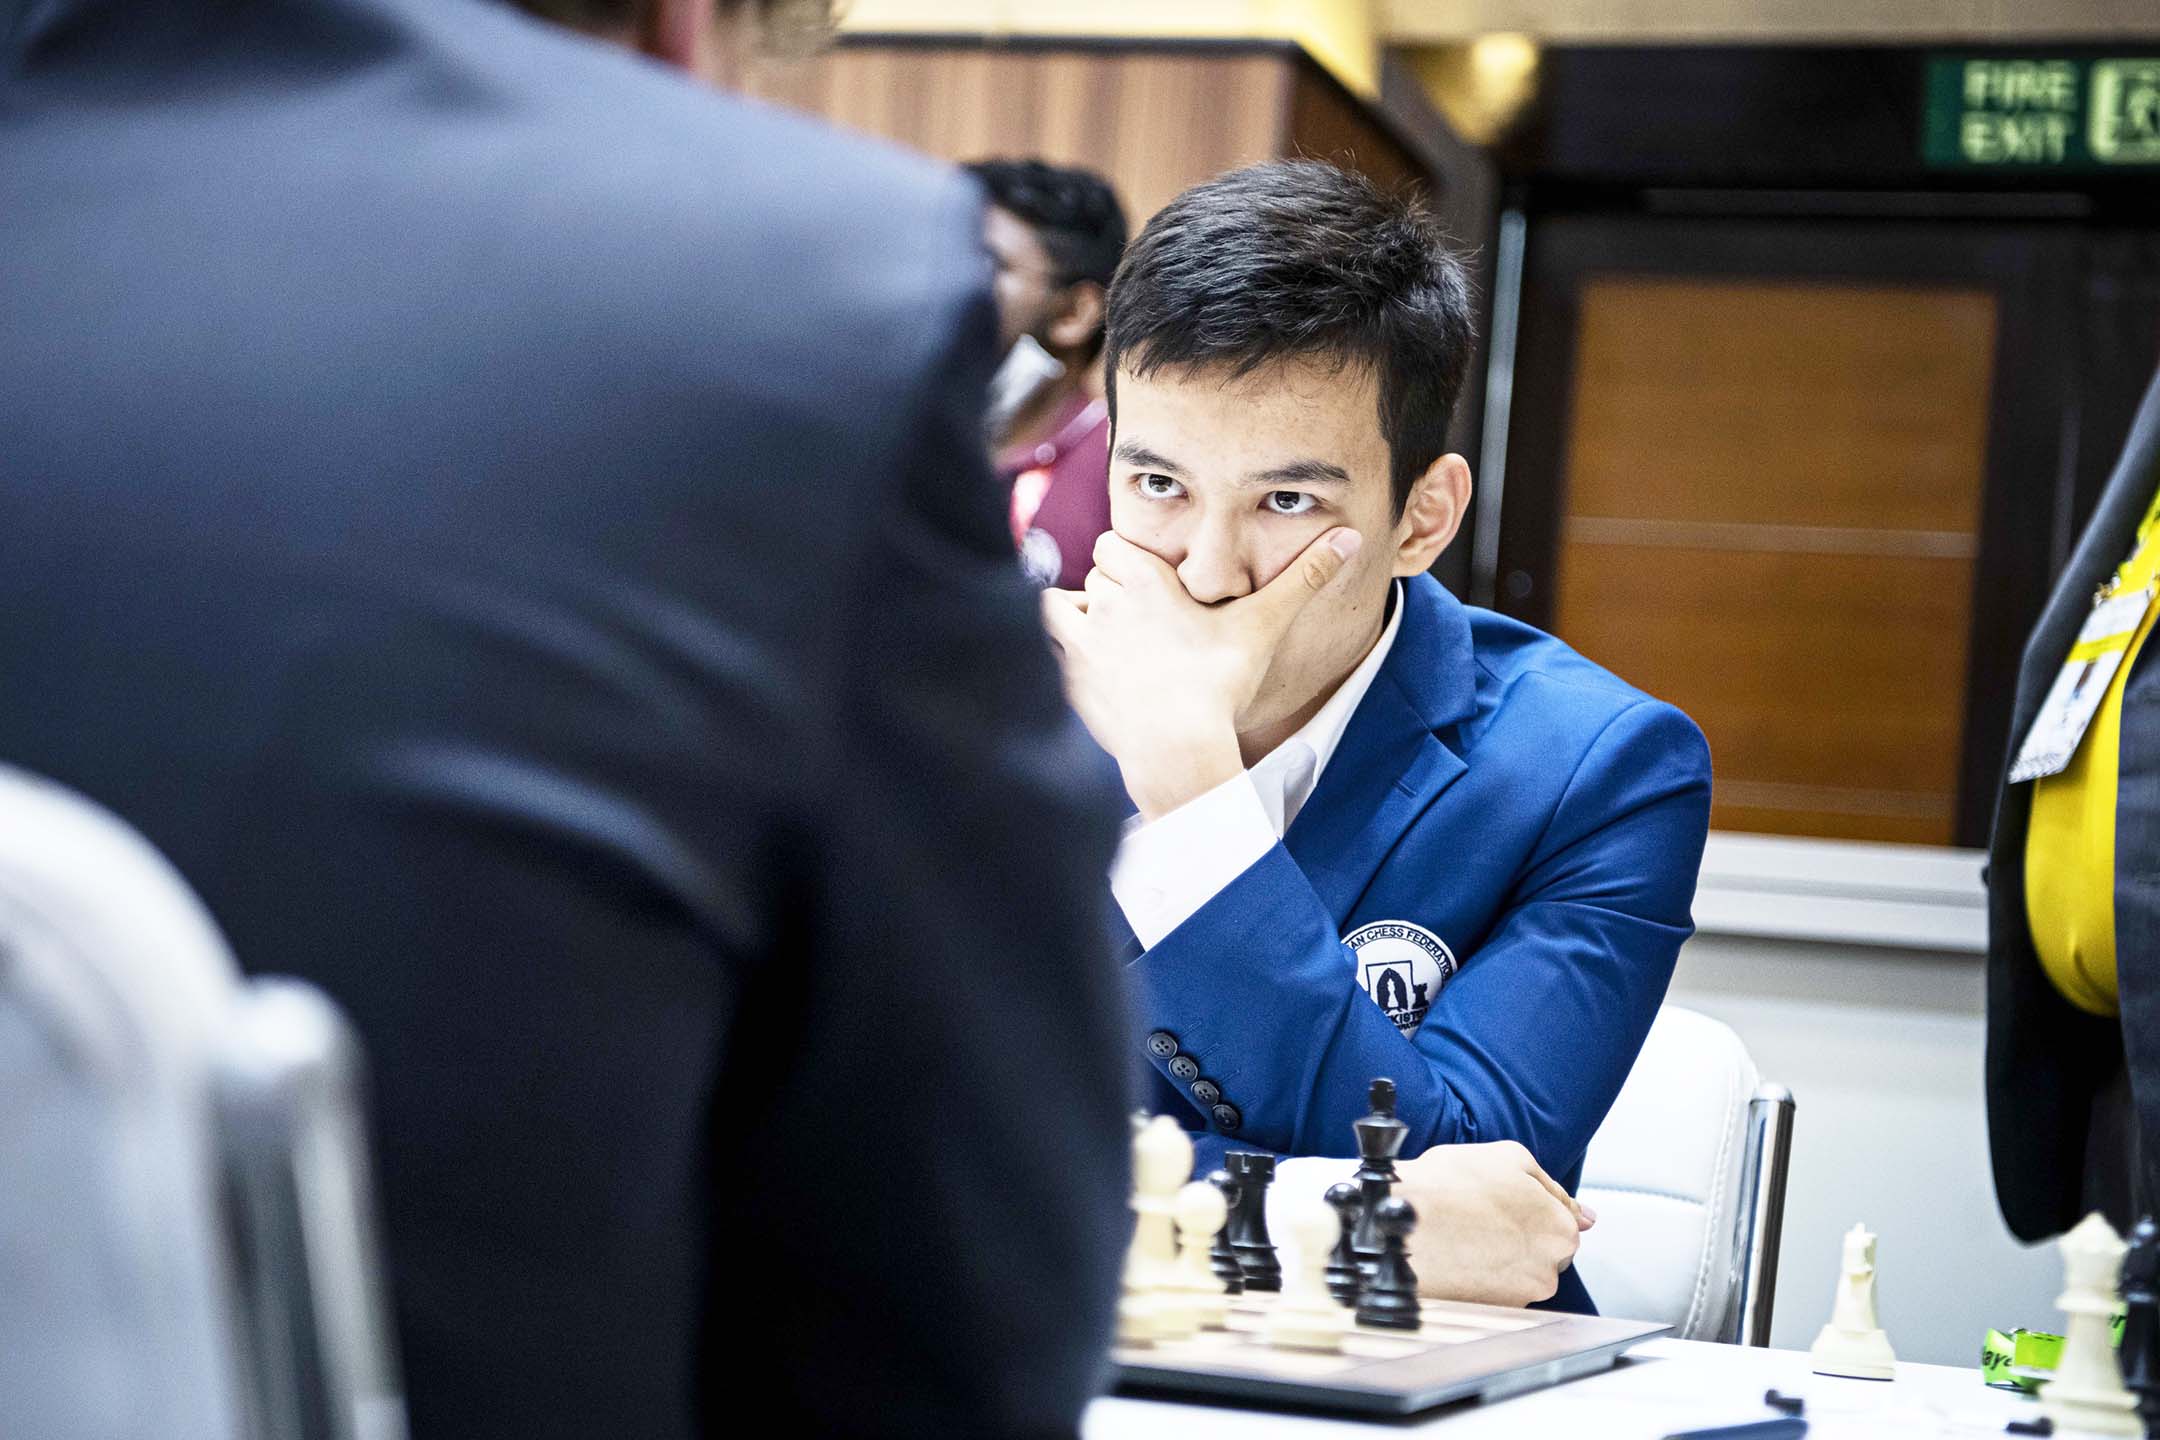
xmin=1044 ymin=161 xmax=1713 ymax=1312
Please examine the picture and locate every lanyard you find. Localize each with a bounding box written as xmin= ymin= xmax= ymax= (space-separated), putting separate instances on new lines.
xmin=2100 ymin=483 xmax=2160 ymax=602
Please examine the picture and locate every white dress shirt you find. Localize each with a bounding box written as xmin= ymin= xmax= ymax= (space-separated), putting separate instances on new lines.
xmin=1111 ymin=581 xmax=1405 ymax=949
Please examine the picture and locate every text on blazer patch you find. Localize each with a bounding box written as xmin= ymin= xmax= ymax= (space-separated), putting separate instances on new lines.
xmin=1344 ymin=920 xmax=1456 ymax=1036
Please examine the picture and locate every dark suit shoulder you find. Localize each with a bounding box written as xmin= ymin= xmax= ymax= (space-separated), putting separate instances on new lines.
xmin=4 ymin=0 xmax=1000 ymax=586
xmin=394 ymin=1 xmax=994 ymax=402
xmin=8 ymin=0 xmax=991 ymax=432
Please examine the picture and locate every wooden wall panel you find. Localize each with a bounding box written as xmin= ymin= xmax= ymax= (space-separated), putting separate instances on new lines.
xmin=1287 ymin=64 xmax=1428 ymax=198
xmin=744 ymin=45 xmax=1292 ymax=223
xmin=1558 ymin=545 xmax=1974 ymax=843
xmin=1551 ymin=277 xmax=1998 ymax=845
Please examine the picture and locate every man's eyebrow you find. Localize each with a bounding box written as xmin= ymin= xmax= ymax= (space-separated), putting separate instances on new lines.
xmin=1243 ymin=459 xmax=1353 ymax=488
xmin=1113 ymin=441 xmax=1187 ymax=475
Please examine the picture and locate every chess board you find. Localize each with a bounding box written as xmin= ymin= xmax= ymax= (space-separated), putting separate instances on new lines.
xmin=1112 ymin=1291 xmax=1669 ymax=1416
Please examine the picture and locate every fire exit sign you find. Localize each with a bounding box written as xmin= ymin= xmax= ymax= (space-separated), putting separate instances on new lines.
xmin=1923 ymin=56 xmax=2160 ymax=168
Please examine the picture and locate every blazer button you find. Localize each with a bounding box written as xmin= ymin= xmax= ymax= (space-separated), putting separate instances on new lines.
xmin=1168 ymin=1054 xmax=1200 ymax=1082
xmin=1145 ymin=1031 xmax=1179 ymax=1059
xmin=1211 ymin=1102 xmax=1243 ymax=1133
xmin=1190 ymin=1079 xmax=1222 ymax=1107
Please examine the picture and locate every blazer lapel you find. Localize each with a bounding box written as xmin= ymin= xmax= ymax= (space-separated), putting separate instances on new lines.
xmin=1285 ymin=575 xmax=1478 ymax=923
xmin=2010 ymin=369 xmax=2160 ymax=751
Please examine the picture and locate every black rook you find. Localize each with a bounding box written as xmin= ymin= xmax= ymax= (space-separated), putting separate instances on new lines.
xmin=1225 ymin=1151 xmax=1282 ymax=1293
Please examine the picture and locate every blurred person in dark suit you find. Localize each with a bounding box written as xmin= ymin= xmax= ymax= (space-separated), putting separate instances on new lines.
xmin=1989 ymin=368 xmax=2160 ymax=1242
xmin=0 ymin=2 xmax=1131 ymax=1438
xmin=968 ymin=159 xmax=1128 ymax=589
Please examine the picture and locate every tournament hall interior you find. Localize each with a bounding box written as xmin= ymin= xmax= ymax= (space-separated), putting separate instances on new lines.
xmin=8 ymin=1 xmax=2160 ymax=1439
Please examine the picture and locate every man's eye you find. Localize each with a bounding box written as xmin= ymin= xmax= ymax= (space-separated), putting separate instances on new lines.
xmin=1266 ymin=491 xmax=1317 ymax=516
xmin=1137 ymin=474 xmax=1185 ymax=500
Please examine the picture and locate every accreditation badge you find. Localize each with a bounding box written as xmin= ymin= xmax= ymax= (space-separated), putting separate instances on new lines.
xmin=2010 ymin=584 xmax=2158 ymax=783
xmin=1344 ymin=920 xmax=1456 ymax=1036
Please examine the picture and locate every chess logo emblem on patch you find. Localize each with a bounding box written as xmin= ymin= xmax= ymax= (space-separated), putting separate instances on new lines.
xmin=1344 ymin=920 xmax=1455 ymax=1036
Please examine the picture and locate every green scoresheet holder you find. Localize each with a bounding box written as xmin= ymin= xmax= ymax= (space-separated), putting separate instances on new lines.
xmin=1984 ymin=1317 xmax=2127 ymax=1392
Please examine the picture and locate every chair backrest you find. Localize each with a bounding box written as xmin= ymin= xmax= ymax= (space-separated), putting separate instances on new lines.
xmin=1575 ymin=1005 xmax=1794 ymax=1343
xmin=0 ymin=763 xmax=406 ymax=1440
xmin=0 ymin=765 xmax=250 ymax=1440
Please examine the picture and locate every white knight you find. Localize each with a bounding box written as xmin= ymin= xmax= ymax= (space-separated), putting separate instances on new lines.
xmin=1810 ymin=1224 xmax=1897 ymax=1381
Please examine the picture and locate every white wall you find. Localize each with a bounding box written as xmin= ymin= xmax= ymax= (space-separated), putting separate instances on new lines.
xmin=1667 ymin=931 xmax=2061 ymax=1366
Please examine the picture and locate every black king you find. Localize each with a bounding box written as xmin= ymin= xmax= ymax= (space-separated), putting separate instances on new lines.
xmin=1350 ymin=1077 xmax=1409 ymax=1277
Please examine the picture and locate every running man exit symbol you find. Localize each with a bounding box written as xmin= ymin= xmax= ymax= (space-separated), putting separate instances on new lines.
xmin=2093 ymin=61 xmax=2160 ymax=163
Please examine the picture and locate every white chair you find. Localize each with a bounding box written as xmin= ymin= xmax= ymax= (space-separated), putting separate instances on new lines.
xmin=0 ymin=764 xmax=406 ymax=1440
xmin=1574 ymin=1005 xmax=1795 ymax=1344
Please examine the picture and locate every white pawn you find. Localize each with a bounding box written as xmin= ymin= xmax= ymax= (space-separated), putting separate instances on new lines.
xmin=1165 ymin=1181 xmax=1233 ymax=1332
xmin=1810 ymin=1224 xmax=1897 ymax=1380
xmin=2040 ymin=1212 xmax=2142 ymax=1436
xmin=1264 ymin=1197 xmax=1353 ymax=1352
xmin=1119 ymin=1116 xmax=1193 ymax=1345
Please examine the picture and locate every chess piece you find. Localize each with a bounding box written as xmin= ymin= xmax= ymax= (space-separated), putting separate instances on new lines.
xmin=1118 ymin=1115 xmax=1193 ymax=1344
xmin=2121 ymin=1215 xmax=2160 ymax=1434
xmin=1205 ymin=1170 xmax=1245 ymax=1294
xmin=1324 ymin=1181 xmax=1365 ymax=1307
xmin=2041 ymin=1212 xmax=2142 ymax=1436
xmin=1351 ymin=1078 xmax=1407 ymax=1276
xmin=1168 ymin=1181 xmax=1234 ymax=1331
xmin=1225 ymin=1151 xmax=1282 ymax=1293
xmin=1810 ymin=1224 xmax=1897 ymax=1380
xmin=1354 ymin=1196 xmax=1422 ymax=1330
xmin=1263 ymin=1197 xmax=1354 ymax=1351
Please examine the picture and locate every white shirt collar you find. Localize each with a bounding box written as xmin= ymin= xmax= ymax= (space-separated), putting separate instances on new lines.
xmin=1248 ymin=580 xmax=1404 ymax=835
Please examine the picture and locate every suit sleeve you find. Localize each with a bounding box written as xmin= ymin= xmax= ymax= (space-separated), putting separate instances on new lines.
xmin=727 ymin=180 xmax=1133 ymax=1437
xmin=1134 ymin=699 xmax=1710 ymax=1180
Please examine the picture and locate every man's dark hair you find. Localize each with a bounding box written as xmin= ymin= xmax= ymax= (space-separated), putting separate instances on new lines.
xmin=1105 ymin=160 xmax=1476 ymax=517
xmin=965 ymin=159 xmax=1129 ymax=290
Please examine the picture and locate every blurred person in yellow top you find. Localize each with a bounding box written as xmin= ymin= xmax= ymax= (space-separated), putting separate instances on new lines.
xmin=1990 ymin=368 xmax=2160 ymax=1243
xmin=2027 ymin=494 xmax=2160 ymax=1012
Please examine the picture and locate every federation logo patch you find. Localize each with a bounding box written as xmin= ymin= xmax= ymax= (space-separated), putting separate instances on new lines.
xmin=1344 ymin=920 xmax=1456 ymax=1036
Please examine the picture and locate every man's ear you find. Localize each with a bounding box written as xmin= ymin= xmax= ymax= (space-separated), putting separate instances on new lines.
xmin=640 ymin=0 xmax=715 ymax=74
xmin=1392 ymin=454 xmax=1473 ymax=577
xmin=1045 ymin=281 xmax=1106 ymax=356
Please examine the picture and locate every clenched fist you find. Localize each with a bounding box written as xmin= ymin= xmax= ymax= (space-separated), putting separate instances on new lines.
xmin=1397 ymin=1141 xmax=1591 ymax=1307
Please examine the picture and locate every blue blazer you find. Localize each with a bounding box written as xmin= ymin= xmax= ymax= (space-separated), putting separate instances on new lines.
xmin=1133 ymin=574 xmax=1711 ymax=1305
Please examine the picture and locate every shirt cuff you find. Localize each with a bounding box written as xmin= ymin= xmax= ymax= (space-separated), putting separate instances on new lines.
xmin=1109 ymin=771 xmax=1278 ymax=950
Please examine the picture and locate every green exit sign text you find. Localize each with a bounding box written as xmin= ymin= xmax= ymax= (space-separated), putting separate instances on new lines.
xmin=1924 ymin=56 xmax=2160 ymax=169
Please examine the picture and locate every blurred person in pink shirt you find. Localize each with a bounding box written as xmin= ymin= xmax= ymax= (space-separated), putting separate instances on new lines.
xmin=968 ymin=159 xmax=1127 ymax=589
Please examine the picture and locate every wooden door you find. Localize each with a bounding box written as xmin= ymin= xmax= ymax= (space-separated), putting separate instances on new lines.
xmin=1497 ymin=218 xmax=2072 ymax=846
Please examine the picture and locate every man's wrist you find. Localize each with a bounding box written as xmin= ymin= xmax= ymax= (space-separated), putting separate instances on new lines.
xmin=1122 ymin=730 xmax=1244 ymax=822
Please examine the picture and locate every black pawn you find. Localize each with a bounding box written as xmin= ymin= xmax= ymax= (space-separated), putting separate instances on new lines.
xmin=1206 ymin=1170 xmax=1244 ymax=1294
xmin=1351 ymin=1078 xmax=1408 ymax=1275
xmin=2120 ymin=1214 xmax=2160 ymax=1434
xmin=1324 ymin=1181 xmax=1365 ymax=1307
xmin=1225 ymin=1151 xmax=1281 ymax=1293
xmin=1355 ymin=1196 xmax=1421 ymax=1331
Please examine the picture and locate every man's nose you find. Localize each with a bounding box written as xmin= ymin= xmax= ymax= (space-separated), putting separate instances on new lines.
xmin=1175 ymin=517 xmax=1254 ymax=605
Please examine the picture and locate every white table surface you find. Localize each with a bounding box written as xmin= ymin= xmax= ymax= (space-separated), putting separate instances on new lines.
xmin=1086 ymin=1338 xmax=2048 ymax=1439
